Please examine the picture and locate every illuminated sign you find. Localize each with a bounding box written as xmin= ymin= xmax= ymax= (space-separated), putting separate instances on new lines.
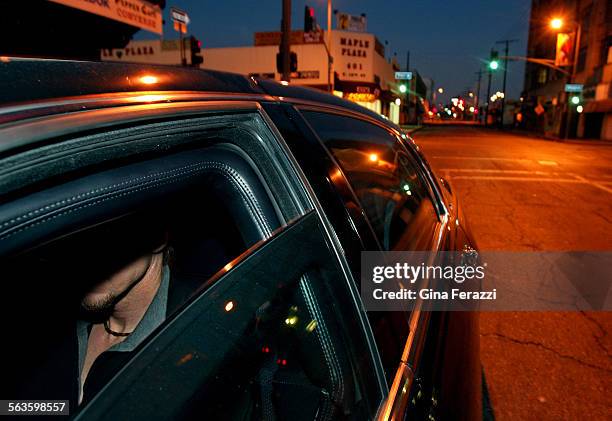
xmin=394 ymin=71 xmax=412 ymax=80
xmin=49 ymin=0 xmax=162 ymax=34
xmin=565 ymin=83 xmax=583 ymax=93
xmin=555 ymin=32 xmax=575 ymax=67
xmin=345 ymin=92 xmax=377 ymax=103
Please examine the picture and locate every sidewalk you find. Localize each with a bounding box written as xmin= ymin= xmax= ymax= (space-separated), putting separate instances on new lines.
xmin=500 ymin=127 xmax=612 ymax=146
xmin=400 ymin=125 xmax=423 ymax=135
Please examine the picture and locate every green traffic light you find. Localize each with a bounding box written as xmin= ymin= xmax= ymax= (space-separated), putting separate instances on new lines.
xmin=399 ymin=84 xmax=407 ymax=93
xmin=489 ymin=60 xmax=499 ymax=70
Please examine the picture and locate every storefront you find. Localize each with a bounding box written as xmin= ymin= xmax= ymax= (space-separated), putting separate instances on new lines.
xmin=101 ymin=27 xmax=404 ymax=123
xmin=204 ymin=29 xmax=404 ymax=124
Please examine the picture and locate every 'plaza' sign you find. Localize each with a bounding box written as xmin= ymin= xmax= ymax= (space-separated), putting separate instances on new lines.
xmin=340 ymin=37 xmax=370 ymax=58
xmin=334 ymin=33 xmax=375 ymax=82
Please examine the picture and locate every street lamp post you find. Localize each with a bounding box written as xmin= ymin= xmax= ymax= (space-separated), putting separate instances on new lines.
xmin=566 ymin=23 xmax=582 ymax=139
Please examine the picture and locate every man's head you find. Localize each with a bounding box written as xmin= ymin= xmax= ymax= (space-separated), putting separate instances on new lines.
xmin=50 ymin=214 xmax=170 ymax=322
xmin=78 ymin=244 xmax=165 ymax=323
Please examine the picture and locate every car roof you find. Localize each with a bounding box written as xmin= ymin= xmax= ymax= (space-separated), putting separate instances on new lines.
xmin=0 ymin=58 xmax=263 ymax=102
xmin=0 ymin=58 xmax=399 ymax=130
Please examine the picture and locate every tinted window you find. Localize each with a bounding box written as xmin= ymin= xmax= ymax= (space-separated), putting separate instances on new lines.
xmin=302 ymin=111 xmax=439 ymax=252
xmin=1 ymin=147 xmax=273 ymax=411
xmin=300 ymin=110 xmax=444 ymax=384
xmin=1 ymin=114 xmax=382 ymax=419
xmin=76 ymin=212 xmax=383 ymax=420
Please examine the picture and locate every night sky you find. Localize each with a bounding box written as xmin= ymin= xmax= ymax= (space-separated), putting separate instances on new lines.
xmin=136 ymin=0 xmax=532 ymax=103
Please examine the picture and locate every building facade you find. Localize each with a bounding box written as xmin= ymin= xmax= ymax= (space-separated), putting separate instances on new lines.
xmin=523 ymin=0 xmax=612 ymax=140
xmin=206 ymin=29 xmax=407 ymax=124
xmin=101 ymin=29 xmax=422 ymax=125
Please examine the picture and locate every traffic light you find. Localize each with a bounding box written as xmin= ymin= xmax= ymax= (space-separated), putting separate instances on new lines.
xmin=190 ymin=36 xmax=203 ymax=66
xmin=399 ymin=84 xmax=407 ymax=93
xmin=489 ymin=50 xmax=499 ymax=70
xmin=276 ymin=51 xmax=298 ymax=73
xmin=304 ymin=6 xmax=316 ymax=33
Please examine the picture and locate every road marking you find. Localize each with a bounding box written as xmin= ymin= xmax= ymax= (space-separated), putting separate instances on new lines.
xmin=432 ymin=156 xmax=532 ymax=162
xmin=537 ymin=160 xmax=558 ymax=166
xmin=572 ymin=175 xmax=612 ymax=195
xmin=446 ymin=174 xmax=612 ymax=195
xmin=440 ymin=168 xmax=566 ymax=176
xmin=450 ymin=176 xmax=583 ymax=183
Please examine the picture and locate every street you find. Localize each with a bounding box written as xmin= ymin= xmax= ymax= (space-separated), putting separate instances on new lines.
xmin=413 ymin=126 xmax=612 ymax=420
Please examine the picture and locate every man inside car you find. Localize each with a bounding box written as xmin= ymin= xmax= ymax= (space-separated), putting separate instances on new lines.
xmin=76 ymin=225 xmax=170 ymax=405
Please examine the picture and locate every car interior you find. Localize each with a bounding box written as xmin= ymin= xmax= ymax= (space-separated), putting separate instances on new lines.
xmin=0 ymin=129 xmax=371 ymax=419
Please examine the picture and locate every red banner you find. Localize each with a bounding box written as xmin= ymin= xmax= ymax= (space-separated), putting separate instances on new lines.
xmin=555 ymin=32 xmax=575 ymax=67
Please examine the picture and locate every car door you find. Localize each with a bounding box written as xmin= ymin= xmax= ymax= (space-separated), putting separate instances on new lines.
xmin=296 ymin=107 xmax=483 ymax=421
xmin=0 ymin=96 xmax=385 ymax=420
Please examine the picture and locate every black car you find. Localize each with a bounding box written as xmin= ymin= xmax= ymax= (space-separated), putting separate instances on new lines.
xmin=0 ymin=59 xmax=481 ymax=420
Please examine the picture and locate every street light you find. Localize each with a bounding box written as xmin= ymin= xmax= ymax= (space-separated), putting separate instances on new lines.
xmin=550 ymin=18 xmax=563 ymax=30
xmin=438 ymin=88 xmax=444 ymax=94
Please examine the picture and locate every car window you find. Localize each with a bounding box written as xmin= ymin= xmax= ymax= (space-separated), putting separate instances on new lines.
xmin=0 ymin=112 xmax=382 ymax=419
xmin=75 ymin=212 xmax=383 ymax=420
xmin=300 ymin=110 xmax=443 ymax=383
xmin=300 ymin=110 xmax=439 ymax=252
xmin=1 ymin=146 xmax=277 ymax=410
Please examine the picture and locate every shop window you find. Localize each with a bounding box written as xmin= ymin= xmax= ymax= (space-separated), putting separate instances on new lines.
xmin=537 ymin=68 xmax=548 ymax=85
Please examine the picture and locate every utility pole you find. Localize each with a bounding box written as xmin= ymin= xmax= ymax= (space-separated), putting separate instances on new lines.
xmin=485 ymin=51 xmax=493 ymax=127
xmin=564 ymin=23 xmax=582 ymax=138
xmin=327 ymin=0 xmax=333 ymax=92
xmin=280 ymin=0 xmax=292 ymax=82
xmin=475 ymin=69 xmax=483 ymax=123
xmin=496 ymin=39 xmax=518 ymax=128
xmin=406 ymin=50 xmax=411 ymax=124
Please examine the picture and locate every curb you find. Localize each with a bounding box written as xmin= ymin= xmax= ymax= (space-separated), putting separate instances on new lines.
xmin=401 ymin=126 xmax=424 ymax=136
xmin=501 ymin=129 xmax=612 ymax=146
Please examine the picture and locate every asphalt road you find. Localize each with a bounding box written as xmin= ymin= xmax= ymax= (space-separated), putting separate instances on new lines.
xmin=412 ymin=126 xmax=612 ymax=420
